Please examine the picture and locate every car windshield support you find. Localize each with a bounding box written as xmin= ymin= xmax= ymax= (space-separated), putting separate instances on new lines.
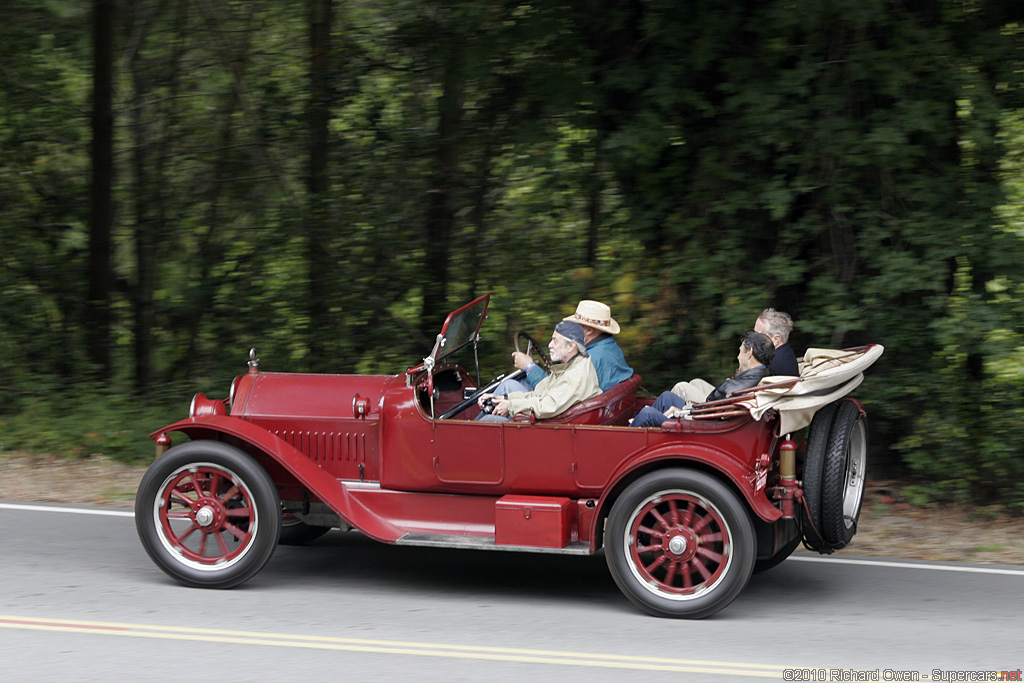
xmin=422 ymin=334 xmax=445 ymax=377
xmin=472 ymin=329 xmax=482 ymax=388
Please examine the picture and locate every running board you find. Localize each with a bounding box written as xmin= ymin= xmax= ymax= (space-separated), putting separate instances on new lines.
xmin=397 ymin=533 xmax=592 ymax=556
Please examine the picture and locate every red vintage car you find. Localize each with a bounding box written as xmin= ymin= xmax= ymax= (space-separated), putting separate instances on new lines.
xmin=136 ymin=294 xmax=878 ymax=619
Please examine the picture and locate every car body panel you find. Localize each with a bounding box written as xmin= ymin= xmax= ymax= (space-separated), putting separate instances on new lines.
xmin=153 ymin=385 xmax=781 ymax=552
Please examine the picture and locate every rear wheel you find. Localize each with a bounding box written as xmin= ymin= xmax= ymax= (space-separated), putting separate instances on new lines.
xmin=605 ymin=469 xmax=755 ymax=619
xmin=135 ymin=441 xmax=281 ymax=588
xmin=753 ymin=533 xmax=801 ymax=574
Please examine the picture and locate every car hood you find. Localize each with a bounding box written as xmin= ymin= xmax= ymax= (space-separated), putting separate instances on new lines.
xmin=233 ymin=371 xmax=397 ymax=421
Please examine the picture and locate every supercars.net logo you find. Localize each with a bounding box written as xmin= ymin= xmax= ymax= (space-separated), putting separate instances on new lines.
xmin=782 ymin=669 xmax=1022 ymax=682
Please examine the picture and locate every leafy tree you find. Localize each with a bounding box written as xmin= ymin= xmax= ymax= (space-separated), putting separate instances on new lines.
xmin=2 ymin=0 xmax=1024 ymax=512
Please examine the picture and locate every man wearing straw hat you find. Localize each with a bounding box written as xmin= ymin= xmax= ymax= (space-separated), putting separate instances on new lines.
xmin=512 ymin=300 xmax=633 ymax=393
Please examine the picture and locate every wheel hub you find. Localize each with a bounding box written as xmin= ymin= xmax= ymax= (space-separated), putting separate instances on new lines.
xmin=664 ymin=528 xmax=698 ymax=561
xmin=195 ymin=505 xmax=216 ymax=527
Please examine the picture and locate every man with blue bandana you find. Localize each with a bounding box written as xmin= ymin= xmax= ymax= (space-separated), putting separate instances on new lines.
xmin=476 ymin=321 xmax=601 ymax=422
xmin=509 ymin=300 xmax=633 ymax=393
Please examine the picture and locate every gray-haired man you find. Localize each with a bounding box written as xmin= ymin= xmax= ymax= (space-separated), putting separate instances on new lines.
xmin=754 ymin=307 xmax=799 ymax=377
xmin=476 ymin=321 xmax=601 ymax=422
xmin=672 ymin=308 xmax=799 ymax=402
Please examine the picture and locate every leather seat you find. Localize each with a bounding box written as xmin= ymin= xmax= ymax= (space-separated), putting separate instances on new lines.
xmin=513 ymin=374 xmax=642 ymax=426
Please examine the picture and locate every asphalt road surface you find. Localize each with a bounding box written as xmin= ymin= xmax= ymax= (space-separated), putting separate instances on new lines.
xmin=1 ymin=501 xmax=1022 ymax=682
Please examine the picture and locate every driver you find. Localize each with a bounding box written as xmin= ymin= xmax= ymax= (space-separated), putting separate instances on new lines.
xmin=476 ymin=321 xmax=600 ymax=422
xmin=497 ymin=300 xmax=633 ymax=395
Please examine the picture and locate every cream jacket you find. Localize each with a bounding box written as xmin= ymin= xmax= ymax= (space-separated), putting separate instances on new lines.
xmin=506 ymin=353 xmax=601 ymax=420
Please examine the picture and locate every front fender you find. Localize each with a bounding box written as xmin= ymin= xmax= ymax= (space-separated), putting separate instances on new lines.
xmin=150 ymin=416 xmax=402 ymax=543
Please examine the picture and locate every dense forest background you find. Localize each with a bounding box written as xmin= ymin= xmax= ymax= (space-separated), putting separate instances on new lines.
xmin=3 ymin=0 xmax=1024 ymax=508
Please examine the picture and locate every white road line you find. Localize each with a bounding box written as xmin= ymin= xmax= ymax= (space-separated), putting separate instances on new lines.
xmin=3 ymin=502 xmax=1022 ymax=576
xmin=789 ymin=554 xmax=1024 ymax=576
xmin=0 ymin=502 xmax=134 ymax=518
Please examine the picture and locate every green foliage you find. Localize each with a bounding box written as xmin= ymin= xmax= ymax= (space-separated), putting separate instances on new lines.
xmin=0 ymin=381 xmax=189 ymax=464
xmin=2 ymin=0 xmax=1024 ymax=508
xmin=892 ymin=258 xmax=1024 ymax=512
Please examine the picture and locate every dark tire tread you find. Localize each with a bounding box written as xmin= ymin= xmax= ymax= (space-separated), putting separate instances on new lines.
xmin=821 ymin=400 xmax=866 ymax=548
xmin=800 ymin=402 xmax=837 ymax=546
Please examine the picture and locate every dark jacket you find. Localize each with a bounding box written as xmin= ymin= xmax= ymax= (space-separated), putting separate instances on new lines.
xmin=768 ymin=343 xmax=799 ymax=377
xmin=705 ymin=365 xmax=770 ymax=403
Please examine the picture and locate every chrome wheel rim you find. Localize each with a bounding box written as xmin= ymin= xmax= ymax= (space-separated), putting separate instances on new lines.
xmin=842 ymin=419 xmax=868 ymax=527
xmin=622 ymin=489 xmax=733 ymax=601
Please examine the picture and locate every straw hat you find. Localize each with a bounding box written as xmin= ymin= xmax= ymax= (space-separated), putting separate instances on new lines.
xmin=563 ymin=300 xmax=621 ymax=335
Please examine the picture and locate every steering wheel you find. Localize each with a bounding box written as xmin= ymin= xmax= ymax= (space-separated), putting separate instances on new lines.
xmin=514 ymin=330 xmax=553 ymax=374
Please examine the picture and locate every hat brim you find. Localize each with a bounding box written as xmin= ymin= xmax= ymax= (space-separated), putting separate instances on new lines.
xmin=563 ymin=314 xmax=620 ymax=335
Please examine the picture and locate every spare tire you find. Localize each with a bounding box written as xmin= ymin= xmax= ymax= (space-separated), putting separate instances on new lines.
xmin=800 ymin=402 xmax=837 ymax=548
xmin=821 ymin=399 xmax=868 ymax=548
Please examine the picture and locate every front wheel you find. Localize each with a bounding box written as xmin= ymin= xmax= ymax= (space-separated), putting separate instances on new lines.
xmin=135 ymin=440 xmax=281 ymax=588
xmin=605 ymin=469 xmax=755 ymax=619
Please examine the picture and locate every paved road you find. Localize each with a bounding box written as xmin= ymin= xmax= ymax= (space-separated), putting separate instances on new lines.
xmin=1 ymin=501 xmax=1022 ymax=682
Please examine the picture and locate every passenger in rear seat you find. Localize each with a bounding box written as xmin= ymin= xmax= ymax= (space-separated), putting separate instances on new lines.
xmin=754 ymin=307 xmax=799 ymax=377
xmin=671 ymin=307 xmax=797 ymax=402
xmin=630 ymin=332 xmax=774 ymax=428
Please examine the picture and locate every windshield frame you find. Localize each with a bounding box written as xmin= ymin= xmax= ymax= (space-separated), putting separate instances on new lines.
xmin=432 ymin=294 xmax=490 ymax=363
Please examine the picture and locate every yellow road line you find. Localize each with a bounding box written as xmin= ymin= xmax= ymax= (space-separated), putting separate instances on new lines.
xmin=0 ymin=614 xmax=786 ymax=677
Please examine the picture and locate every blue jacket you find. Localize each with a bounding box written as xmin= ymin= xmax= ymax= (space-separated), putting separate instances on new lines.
xmin=525 ymin=333 xmax=633 ymax=392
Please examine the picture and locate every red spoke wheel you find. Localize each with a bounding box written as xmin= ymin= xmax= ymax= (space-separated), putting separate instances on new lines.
xmin=606 ymin=469 xmax=754 ymax=619
xmin=136 ymin=441 xmax=281 ymax=589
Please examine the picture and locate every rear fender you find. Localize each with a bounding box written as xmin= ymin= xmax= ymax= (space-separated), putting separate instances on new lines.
xmin=150 ymin=416 xmax=402 ymax=542
xmin=589 ymin=444 xmax=783 ymax=551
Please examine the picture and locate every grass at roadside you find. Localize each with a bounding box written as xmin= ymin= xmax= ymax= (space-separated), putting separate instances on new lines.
xmin=0 ymin=385 xmax=188 ymax=465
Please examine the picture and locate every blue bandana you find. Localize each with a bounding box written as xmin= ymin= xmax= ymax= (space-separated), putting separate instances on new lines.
xmin=554 ymin=321 xmax=586 ymax=347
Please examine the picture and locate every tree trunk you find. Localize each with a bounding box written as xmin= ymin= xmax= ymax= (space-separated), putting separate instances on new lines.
xmin=307 ymin=0 xmax=333 ymax=367
xmin=129 ymin=0 xmax=185 ymax=393
xmin=87 ymin=0 xmax=115 ymax=378
xmin=421 ymin=47 xmax=463 ymax=339
xmin=586 ymin=146 xmax=603 ymax=270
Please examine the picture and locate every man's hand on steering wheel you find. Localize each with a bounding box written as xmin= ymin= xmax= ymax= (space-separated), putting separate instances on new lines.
xmin=512 ymin=351 xmax=534 ymax=371
xmin=513 ymin=331 xmax=553 ymax=373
